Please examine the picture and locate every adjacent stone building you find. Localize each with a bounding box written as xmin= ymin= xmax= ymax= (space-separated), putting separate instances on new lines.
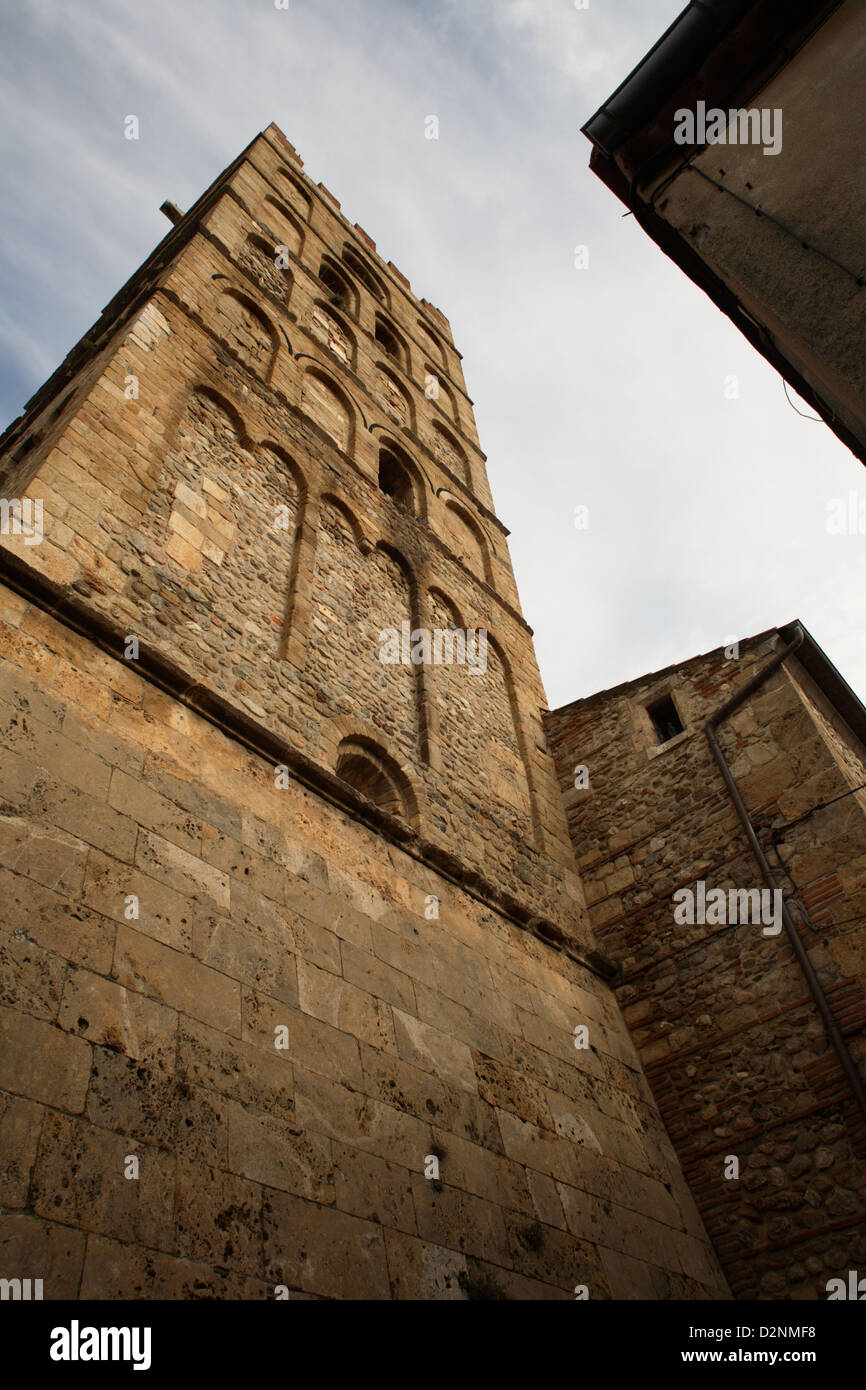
xmin=546 ymin=623 xmax=866 ymax=1299
xmin=583 ymin=0 xmax=866 ymax=467
xmin=0 ymin=124 xmax=729 ymax=1300
xmin=576 ymin=1 xmax=866 ymax=1295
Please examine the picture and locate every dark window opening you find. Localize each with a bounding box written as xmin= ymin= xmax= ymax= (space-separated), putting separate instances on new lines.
xmin=336 ymin=751 xmax=403 ymax=816
xmin=378 ymin=452 xmax=413 ymax=511
xmin=375 ymin=319 xmax=402 ymax=363
xmin=319 ymin=263 xmax=349 ymax=311
xmin=647 ymin=695 xmax=684 ymax=744
xmin=344 ymin=250 xmax=384 ymax=302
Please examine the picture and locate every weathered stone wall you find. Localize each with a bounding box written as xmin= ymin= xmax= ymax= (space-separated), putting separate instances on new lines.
xmin=0 ymin=592 xmax=726 ymax=1298
xmin=0 ymin=122 xmax=727 ymax=1299
xmin=0 ymin=125 xmax=581 ymax=936
xmin=546 ymin=632 xmax=866 ymax=1299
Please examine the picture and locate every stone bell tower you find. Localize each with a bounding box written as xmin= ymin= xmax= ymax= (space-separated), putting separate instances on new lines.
xmin=2 ymin=121 xmax=577 ymax=917
xmin=0 ymin=125 xmax=726 ymax=1300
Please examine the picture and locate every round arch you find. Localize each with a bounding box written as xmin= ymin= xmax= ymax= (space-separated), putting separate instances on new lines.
xmin=320 ymin=715 xmax=423 ymax=826
xmin=300 ymin=367 xmax=356 ymax=454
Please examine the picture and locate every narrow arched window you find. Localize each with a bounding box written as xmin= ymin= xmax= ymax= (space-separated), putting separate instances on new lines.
xmin=375 ymin=316 xmax=406 ymax=369
xmin=343 ymin=247 xmax=387 ymax=304
xmin=444 ymin=500 xmax=489 ymax=582
xmin=319 ymin=260 xmax=355 ymax=316
xmin=334 ymin=737 xmax=414 ymax=820
xmin=214 ymin=290 xmax=276 ymax=378
xmin=336 ymin=751 xmax=401 ymax=813
xmin=418 ymin=319 xmax=447 ymax=368
xmin=378 ymin=450 xmax=414 ymax=512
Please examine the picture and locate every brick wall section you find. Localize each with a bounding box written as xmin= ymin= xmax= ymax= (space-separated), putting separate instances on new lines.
xmin=546 ymin=634 xmax=866 ymax=1299
xmin=0 ymin=592 xmax=727 ymax=1299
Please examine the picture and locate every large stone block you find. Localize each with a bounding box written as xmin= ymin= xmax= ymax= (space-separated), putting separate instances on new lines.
xmin=134 ymin=829 xmax=230 ymax=911
xmin=226 ymin=1099 xmax=334 ymax=1202
xmin=263 ymin=1192 xmax=391 ymax=1299
xmin=293 ymin=1064 xmax=431 ymax=1170
xmin=113 ymin=924 xmax=240 ymax=1035
xmin=31 ymin=1111 xmax=175 ymax=1253
xmin=0 ymin=1004 xmax=91 ymax=1111
xmin=177 ymin=1014 xmax=293 ymax=1119
xmin=0 ymin=813 xmax=88 ymax=898
xmin=241 ymin=987 xmax=361 ymax=1085
xmin=298 ymin=958 xmax=395 ymax=1053
xmin=109 ymin=766 xmax=203 ymax=856
xmin=332 ymin=1141 xmax=416 ymax=1234
xmin=411 ymin=1175 xmax=512 ymax=1267
xmin=340 ymin=940 xmax=417 ymax=1014
xmin=0 ymin=932 xmax=67 ymax=1022
xmin=383 ymin=1229 xmax=467 ymax=1299
xmin=0 ymin=1093 xmax=43 ymax=1207
xmin=193 ymin=910 xmax=299 ymax=1006
xmin=357 ymin=1038 xmax=450 ymax=1125
xmin=86 ymin=1045 xmax=229 ymax=1167
xmin=392 ymin=1007 xmax=477 ymax=1093
xmin=82 ymin=847 xmax=195 ymax=953
xmin=0 ymin=1213 xmax=86 ymax=1300
xmin=175 ymin=1158 xmax=264 ymax=1277
xmin=58 ymin=967 xmax=177 ymax=1067
xmin=79 ymin=1234 xmax=272 ymax=1300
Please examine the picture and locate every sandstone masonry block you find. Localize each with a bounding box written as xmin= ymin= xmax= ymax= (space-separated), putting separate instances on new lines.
xmin=0 ymin=1004 xmax=91 ymax=1111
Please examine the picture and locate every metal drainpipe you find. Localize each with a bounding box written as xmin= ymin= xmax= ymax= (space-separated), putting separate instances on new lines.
xmin=704 ymin=624 xmax=866 ymax=1124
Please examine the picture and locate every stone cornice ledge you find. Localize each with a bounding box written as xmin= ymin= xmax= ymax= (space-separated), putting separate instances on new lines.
xmin=0 ymin=548 xmax=619 ymax=986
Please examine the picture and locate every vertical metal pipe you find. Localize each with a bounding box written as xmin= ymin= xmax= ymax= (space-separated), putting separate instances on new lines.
xmin=704 ymin=625 xmax=866 ymax=1123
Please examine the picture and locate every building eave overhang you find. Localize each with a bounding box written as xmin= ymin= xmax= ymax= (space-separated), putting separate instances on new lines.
xmin=779 ymin=621 xmax=866 ymax=753
xmin=580 ymin=0 xmax=862 ymax=465
xmin=583 ymin=0 xmax=753 ymax=161
xmin=582 ymin=0 xmax=843 ymax=178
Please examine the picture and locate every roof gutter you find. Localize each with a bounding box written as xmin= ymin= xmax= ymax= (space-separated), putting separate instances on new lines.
xmin=583 ymin=0 xmax=752 ymax=158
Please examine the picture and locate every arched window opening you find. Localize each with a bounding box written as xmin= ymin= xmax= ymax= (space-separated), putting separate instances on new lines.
xmin=319 ymin=261 xmax=353 ymax=315
xmin=425 ymin=366 xmax=458 ymax=424
xmin=263 ymin=198 xmax=304 ymax=257
xmin=215 ymin=291 xmax=276 ymax=377
xmin=335 ymin=738 xmax=412 ymax=819
xmin=375 ymin=316 xmax=405 ymax=368
xmin=418 ymin=319 xmax=447 ymax=367
xmin=647 ymin=694 xmax=684 ymax=744
xmin=336 ymin=752 xmax=402 ymax=814
xmin=430 ymin=421 xmax=470 ymax=486
xmin=376 ymin=365 xmax=413 ymax=430
xmin=276 ymin=169 xmax=312 ymax=222
xmin=241 ymin=235 xmax=294 ymax=305
xmin=343 ymin=247 xmax=386 ymax=303
xmin=378 ymin=450 xmax=414 ymax=512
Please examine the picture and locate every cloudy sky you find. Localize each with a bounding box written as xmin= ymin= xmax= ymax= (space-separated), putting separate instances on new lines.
xmin=2 ymin=0 xmax=863 ymax=710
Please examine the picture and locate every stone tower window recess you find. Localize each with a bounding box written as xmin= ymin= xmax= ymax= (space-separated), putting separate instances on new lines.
xmin=647 ymin=694 xmax=684 ymax=744
xmin=378 ymin=450 xmax=414 ymax=512
xmin=375 ymin=316 xmax=404 ymax=367
xmin=319 ymin=261 xmax=352 ymax=313
xmin=343 ymin=247 xmax=386 ymax=303
xmin=335 ymin=738 xmax=410 ymax=819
